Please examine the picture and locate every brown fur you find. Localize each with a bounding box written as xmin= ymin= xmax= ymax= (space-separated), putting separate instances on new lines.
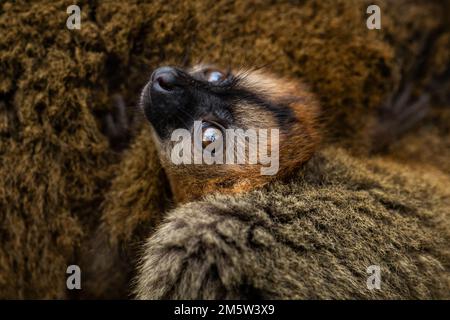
xmin=135 ymin=147 xmax=450 ymax=299
xmin=1 ymin=0 xmax=449 ymax=299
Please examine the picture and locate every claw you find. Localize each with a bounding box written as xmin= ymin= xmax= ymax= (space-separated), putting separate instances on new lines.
xmin=372 ymin=85 xmax=430 ymax=153
xmin=101 ymin=94 xmax=133 ymax=152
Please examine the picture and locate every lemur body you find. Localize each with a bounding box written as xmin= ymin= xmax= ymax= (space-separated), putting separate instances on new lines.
xmin=140 ymin=65 xmax=321 ymax=203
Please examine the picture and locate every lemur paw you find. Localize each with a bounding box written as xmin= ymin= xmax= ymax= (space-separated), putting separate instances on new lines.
xmin=371 ymin=83 xmax=430 ymax=152
xmin=102 ymin=94 xmax=133 ymax=152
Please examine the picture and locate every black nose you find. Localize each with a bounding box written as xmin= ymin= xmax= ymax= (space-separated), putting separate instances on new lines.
xmin=151 ymin=67 xmax=178 ymax=93
xmin=143 ymin=66 xmax=190 ymax=139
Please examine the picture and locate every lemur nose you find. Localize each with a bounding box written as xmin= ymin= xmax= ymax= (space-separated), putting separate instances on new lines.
xmin=151 ymin=67 xmax=178 ymax=93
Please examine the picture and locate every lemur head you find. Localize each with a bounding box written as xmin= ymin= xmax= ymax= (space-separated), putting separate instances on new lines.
xmin=140 ymin=64 xmax=320 ymax=203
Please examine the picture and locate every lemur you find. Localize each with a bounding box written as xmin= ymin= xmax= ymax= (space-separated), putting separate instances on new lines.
xmin=135 ymin=64 xmax=430 ymax=203
xmin=86 ymin=63 xmax=433 ymax=298
xmin=103 ymin=63 xmax=432 ymax=204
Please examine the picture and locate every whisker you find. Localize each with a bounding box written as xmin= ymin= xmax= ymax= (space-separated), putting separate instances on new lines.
xmin=175 ymin=105 xmax=196 ymax=123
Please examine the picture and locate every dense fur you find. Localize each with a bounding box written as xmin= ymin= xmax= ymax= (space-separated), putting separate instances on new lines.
xmin=135 ymin=147 xmax=450 ymax=299
xmin=0 ymin=0 xmax=449 ymax=299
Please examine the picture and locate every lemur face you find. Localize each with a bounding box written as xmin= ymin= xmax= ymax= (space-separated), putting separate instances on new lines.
xmin=140 ymin=64 xmax=320 ymax=202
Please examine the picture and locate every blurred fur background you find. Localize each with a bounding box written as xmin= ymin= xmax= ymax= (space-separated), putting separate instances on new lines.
xmin=0 ymin=0 xmax=449 ymax=299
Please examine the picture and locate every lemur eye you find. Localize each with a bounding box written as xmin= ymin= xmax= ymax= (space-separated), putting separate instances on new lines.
xmin=205 ymin=70 xmax=224 ymax=83
xmin=202 ymin=122 xmax=223 ymax=148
